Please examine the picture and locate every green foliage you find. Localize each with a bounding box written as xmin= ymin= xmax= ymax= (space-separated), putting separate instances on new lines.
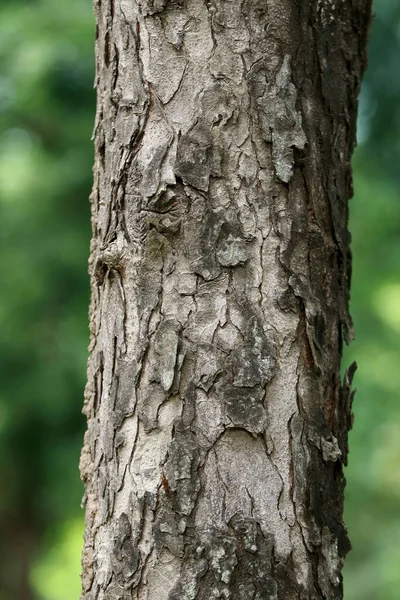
xmin=0 ymin=0 xmax=93 ymax=597
xmin=0 ymin=0 xmax=398 ymax=598
xmin=31 ymin=519 xmax=82 ymax=600
xmin=341 ymin=3 xmax=400 ymax=598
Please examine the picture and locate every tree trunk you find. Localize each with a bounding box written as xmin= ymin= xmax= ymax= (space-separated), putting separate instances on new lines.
xmin=80 ymin=1 xmax=371 ymax=598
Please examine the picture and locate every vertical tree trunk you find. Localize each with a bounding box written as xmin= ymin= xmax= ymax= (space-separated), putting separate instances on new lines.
xmin=80 ymin=1 xmax=371 ymax=598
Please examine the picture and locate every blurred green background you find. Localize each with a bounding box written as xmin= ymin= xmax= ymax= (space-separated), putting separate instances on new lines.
xmin=0 ymin=0 xmax=398 ymax=598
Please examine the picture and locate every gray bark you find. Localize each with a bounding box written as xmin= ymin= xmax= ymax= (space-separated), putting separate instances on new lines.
xmin=80 ymin=1 xmax=371 ymax=598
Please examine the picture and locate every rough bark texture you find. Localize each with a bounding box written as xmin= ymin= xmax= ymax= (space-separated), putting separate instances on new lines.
xmin=80 ymin=1 xmax=371 ymax=598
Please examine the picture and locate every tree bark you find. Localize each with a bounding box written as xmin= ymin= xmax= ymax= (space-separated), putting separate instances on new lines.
xmin=80 ymin=1 xmax=371 ymax=598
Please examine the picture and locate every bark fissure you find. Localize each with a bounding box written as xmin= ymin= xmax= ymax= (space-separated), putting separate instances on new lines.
xmin=81 ymin=0 xmax=372 ymax=598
